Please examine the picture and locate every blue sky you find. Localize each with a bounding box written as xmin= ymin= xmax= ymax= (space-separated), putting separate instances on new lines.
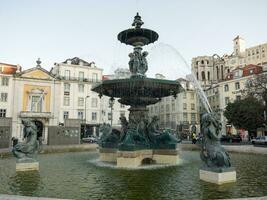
xmin=1 ymin=0 xmax=267 ymax=78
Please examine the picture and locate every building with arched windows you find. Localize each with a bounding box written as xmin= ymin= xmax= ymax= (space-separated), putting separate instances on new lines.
xmin=192 ymin=36 xmax=267 ymax=88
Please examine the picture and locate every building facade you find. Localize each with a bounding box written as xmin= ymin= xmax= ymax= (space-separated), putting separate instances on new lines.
xmin=192 ymin=36 xmax=267 ymax=89
xmin=148 ymin=78 xmax=200 ymax=138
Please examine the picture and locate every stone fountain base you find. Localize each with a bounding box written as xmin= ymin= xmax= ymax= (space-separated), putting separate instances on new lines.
xmin=99 ymin=147 xmax=179 ymax=168
xmin=199 ymin=167 xmax=236 ymax=185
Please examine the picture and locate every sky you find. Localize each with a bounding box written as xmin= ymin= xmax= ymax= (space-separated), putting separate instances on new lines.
xmin=1 ymin=0 xmax=267 ymax=78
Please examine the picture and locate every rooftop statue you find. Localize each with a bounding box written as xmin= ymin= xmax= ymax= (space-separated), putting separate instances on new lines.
xmin=200 ymin=112 xmax=231 ymax=169
xmin=12 ymin=119 xmax=39 ymax=162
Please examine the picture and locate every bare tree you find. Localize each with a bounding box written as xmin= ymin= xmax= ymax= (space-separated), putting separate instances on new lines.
xmin=242 ymin=73 xmax=267 ymax=127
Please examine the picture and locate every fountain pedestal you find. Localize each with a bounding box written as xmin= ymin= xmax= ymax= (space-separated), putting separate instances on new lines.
xmin=99 ymin=148 xmax=118 ymax=163
xmin=153 ymin=149 xmax=179 ymax=165
xmin=16 ymin=161 xmax=39 ymax=172
xmin=199 ymin=168 xmax=236 ymax=185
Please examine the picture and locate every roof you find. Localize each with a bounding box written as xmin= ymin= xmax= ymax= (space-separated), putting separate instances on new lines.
xmin=0 ymin=62 xmax=18 ymax=67
xmin=62 ymin=57 xmax=93 ymax=66
xmin=233 ymin=35 xmax=244 ymax=41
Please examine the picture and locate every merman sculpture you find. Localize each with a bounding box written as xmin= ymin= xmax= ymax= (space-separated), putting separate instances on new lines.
xmin=199 ymin=112 xmax=236 ymax=184
xmin=200 ymin=112 xmax=231 ymax=169
xmin=12 ymin=119 xmax=39 ymax=162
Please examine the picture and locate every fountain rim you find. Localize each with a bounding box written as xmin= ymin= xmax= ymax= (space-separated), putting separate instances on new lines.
xmin=117 ymin=28 xmax=159 ymax=45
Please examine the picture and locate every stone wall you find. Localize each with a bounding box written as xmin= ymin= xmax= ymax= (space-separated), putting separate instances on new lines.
xmin=47 ymin=126 xmax=80 ymax=145
xmin=0 ymin=118 xmax=12 ymax=148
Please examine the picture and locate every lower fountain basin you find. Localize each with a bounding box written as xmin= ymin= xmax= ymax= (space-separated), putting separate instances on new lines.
xmin=0 ymin=151 xmax=267 ymax=200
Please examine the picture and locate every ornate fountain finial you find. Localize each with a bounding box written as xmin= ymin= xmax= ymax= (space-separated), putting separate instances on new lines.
xmin=132 ymin=12 xmax=144 ymax=28
xmin=36 ymin=58 xmax=41 ymax=68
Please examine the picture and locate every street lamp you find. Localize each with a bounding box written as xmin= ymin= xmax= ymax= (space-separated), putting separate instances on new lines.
xmin=84 ymin=95 xmax=90 ymax=136
xmin=109 ymin=97 xmax=115 ymax=126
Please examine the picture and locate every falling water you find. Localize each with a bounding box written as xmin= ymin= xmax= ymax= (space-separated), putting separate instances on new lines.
xmin=149 ymin=42 xmax=212 ymax=113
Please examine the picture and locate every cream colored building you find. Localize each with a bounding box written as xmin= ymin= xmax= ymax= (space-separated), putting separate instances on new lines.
xmin=205 ymin=69 xmax=266 ymax=135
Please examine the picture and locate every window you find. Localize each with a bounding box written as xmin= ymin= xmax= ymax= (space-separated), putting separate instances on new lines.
xmin=262 ymin=47 xmax=265 ymax=53
xmin=208 ymin=71 xmax=210 ymax=80
xmin=78 ymin=97 xmax=84 ymax=106
xmin=91 ymin=98 xmax=98 ymax=107
xmin=161 ymin=105 xmax=164 ymax=112
xmin=172 ymin=103 xmax=175 ymax=111
xmin=108 ymin=112 xmax=112 ymax=120
xmin=183 ymin=92 xmax=186 ymax=99
xmin=190 ymin=93 xmax=194 ymax=99
xmin=235 ymin=82 xmax=240 ymax=90
xmin=65 ymin=70 xmax=70 ymax=80
xmin=191 ymin=103 xmax=195 ymax=110
xmin=120 ymin=111 xmax=125 ymax=118
xmin=79 ymin=71 xmax=84 ymax=81
xmin=1 ymin=77 xmax=9 ymax=86
xmin=120 ymin=104 xmax=125 ymax=108
xmin=64 ymin=83 xmax=70 ymax=92
xmin=63 ymin=111 xmax=69 ymax=119
xmin=31 ymin=95 xmax=42 ymax=112
xmin=78 ymin=111 xmax=84 ymax=119
xmin=183 ymin=103 xmax=187 ymax=110
xmin=78 ymin=84 xmax=84 ymax=92
xmin=201 ymin=71 xmax=205 ymax=80
xmin=64 ymin=96 xmax=70 ymax=106
xmin=191 ymin=113 xmax=196 ymax=122
xmin=92 ymin=73 xmax=98 ymax=82
xmin=183 ymin=113 xmax=188 ymax=121
xmin=236 ymin=95 xmax=241 ymax=101
xmin=166 ymin=104 xmax=170 ymax=112
xmin=0 ymin=109 xmax=6 ymax=117
xmin=92 ymin=112 xmax=97 ymax=121
xmin=224 ymin=84 xmax=229 ymax=92
xmin=201 ymin=60 xmax=204 ymax=64
xmin=0 ymin=93 xmax=7 ymax=102
xmin=225 ymin=97 xmax=230 ymax=105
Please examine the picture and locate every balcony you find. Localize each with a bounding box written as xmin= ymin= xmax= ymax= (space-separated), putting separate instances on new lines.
xmin=19 ymin=111 xmax=52 ymax=118
xmin=59 ymin=76 xmax=100 ymax=83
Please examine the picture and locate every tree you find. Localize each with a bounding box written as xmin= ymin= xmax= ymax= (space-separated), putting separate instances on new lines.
xmin=224 ymin=96 xmax=265 ymax=139
xmin=242 ymin=73 xmax=267 ymax=127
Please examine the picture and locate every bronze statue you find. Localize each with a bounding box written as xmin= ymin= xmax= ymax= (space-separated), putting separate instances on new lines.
xmin=128 ymin=48 xmax=148 ymax=76
xmin=200 ymin=113 xmax=231 ymax=169
xmin=12 ymin=119 xmax=39 ymax=162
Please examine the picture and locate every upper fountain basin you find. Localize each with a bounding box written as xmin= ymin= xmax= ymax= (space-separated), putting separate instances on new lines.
xmin=117 ymin=28 xmax=159 ymax=46
xmin=92 ymin=77 xmax=183 ymax=106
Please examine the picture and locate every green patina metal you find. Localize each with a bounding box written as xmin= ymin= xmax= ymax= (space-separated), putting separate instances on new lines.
xmin=93 ymin=13 xmax=182 ymax=151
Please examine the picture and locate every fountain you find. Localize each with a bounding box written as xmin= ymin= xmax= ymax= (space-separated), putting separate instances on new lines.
xmin=92 ymin=13 xmax=183 ymax=168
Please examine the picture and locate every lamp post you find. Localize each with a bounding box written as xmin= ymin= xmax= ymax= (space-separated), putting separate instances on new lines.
xmin=84 ymin=95 xmax=90 ymax=136
xmin=109 ymin=97 xmax=115 ymax=126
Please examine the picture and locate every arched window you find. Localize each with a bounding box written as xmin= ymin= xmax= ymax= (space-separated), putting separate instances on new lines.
xmin=221 ymin=65 xmax=224 ymax=80
xmin=207 ymin=60 xmax=209 ymax=64
xmin=201 ymin=60 xmax=204 ymax=64
xmin=208 ymin=71 xmax=210 ymax=80
xmin=201 ymin=71 xmax=205 ymax=80
xmin=196 ymin=72 xmax=199 ymax=80
xmin=227 ymin=69 xmax=230 ymax=73
xmin=216 ymin=66 xmax=219 ymax=80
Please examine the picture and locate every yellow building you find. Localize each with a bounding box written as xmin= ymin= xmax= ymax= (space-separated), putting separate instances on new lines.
xmin=12 ymin=59 xmax=61 ymax=143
